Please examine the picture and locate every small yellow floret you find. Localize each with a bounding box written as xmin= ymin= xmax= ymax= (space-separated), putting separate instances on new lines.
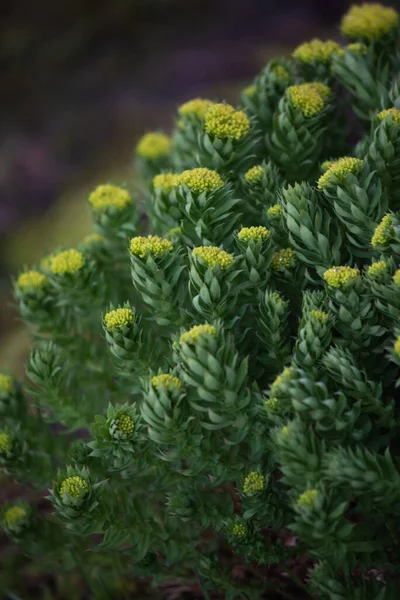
xmin=271 ymin=65 xmax=290 ymax=82
xmin=192 ymin=246 xmax=234 ymax=269
xmin=323 ymin=266 xmax=360 ymax=288
xmin=341 ymin=3 xmax=399 ymax=41
xmin=321 ymin=160 xmax=335 ymax=172
xmin=82 ymin=233 xmax=104 ymax=246
xmin=271 ymin=367 xmax=293 ymax=396
xmin=317 ymin=157 xmax=363 ymax=189
xmin=178 ymin=98 xmax=213 ymax=119
xmin=0 ymin=432 xmax=11 ymax=453
xmin=130 ymin=235 xmax=173 ymax=259
xmin=267 ymin=204 xmax=283 ymax=219
xmin=393 ymin=269 xmax=400 ymax=287
xmin=4 ymin=506 xmax=27 ymax=529
xmin=244 ymin=165 xmax=265 ymax=184
xmin=0 ymin=374 xmax=13 ymax=395
xmin=104 ymin=307 xmax=134 ymax=330
xmin=238 ymin=226 xmax=270 ymax=243
xmin=271 ymin=248 xmax=296 ymax=271
xmin=293 ymin=39 xmax=342 ymax=63
xmin=17 ymin=271 xmax=48 ymax=291
xmin=242 ymin=84 xmax=256 ymax=97
xmin=180 ymin=324 xmax=216 ymax=345
xmin=136 ymin=132 xmax=171 ymax=159
xmin=377 ymin=108 xmax=400 ymax=126
xmin=371 ymin=214 xmax=394 ymax=248
xmin=310 ymin=310 xmax=329 ymax=323
xmin=153 ymin=173 xmax=179 ymax=192
xmin=88 ymin=184 xmax=131 ymax=213
xmin=205 ymin=103 xmax=250 ymax=140
xmin=394 ymin=336 xmax=400 ymax=357
xmin=116 ymin=415 xmax=135 ymax=436
xmin=243 ymin=472 xmax=265 ymax=495
xmin=177 ymin=168 xmax=224 ymax=194
xmin=60 ymin=476 xmax=88 ymax=499
xmin=367 ymin=261 xmax=387 ymax=280
xmin=346 ymin=42 xmax=368 ymax=54
xmin=297 ymin=489 xmax=319 ymax=508
xmin=232 ymin=523 xmax=246 ymax=537
xmin=50 ymin=249 xmax=84 ymax=275
xmin=287 ymin=83 xmax=330 ymax=117
xmin=151 ymin=374 xmax=182 ymax=390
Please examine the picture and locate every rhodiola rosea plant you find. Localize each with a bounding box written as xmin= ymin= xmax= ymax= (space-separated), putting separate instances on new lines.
xmin=2 ymin=3 xmax=400 ymax=598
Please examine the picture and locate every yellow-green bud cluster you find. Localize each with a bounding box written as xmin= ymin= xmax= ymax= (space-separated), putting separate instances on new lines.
xmin=115 ymin=415 xmax=135 ymax=436
xmin=104 ymin=308 xmax=134 ymax=330
xmin=0 ymin=431 xmax=11 ymax=453
xmin=243 ymin=471 xmax=265 ymax=495
xmin=394 ymin=336 xmax=400 ymax=357
xmin=293 ymin=39 xmax=342 ymax=63
xmin=178 ymin=98 xmax=213 ymax=119
xmin=130 ymin=235 xmax=173 ymax=259
xmin=317 ymin=157 xmax=363 ymax=189
xmin=3 ymin=506 xmax=27 ymax=529
xmin=244 ymin=165 xmax=265 ymax=184
xmin=271 ymin=248 xmax=296 ymax=271
xmin=242 ymin=84 xmax=256 ymax=97
xmin=270 ymin=367 xmax=293 ymax=397
xmin=371 ymin=214 xmax=394 ymax=248
xmin=271 ymin=64 xmax=290 ymax=82
xmin=180 ymin=324 xmax=216 ymax=345
xmin=136 ymin=132 xmax=171 ymax=159
xmin=287 ymin=82 xmax=330 ymax=117
xmin=321 ymin=160 xmax=335 ymax=172
xmin=265 ymin=397 xmax=279 ymax=411
xmin=310 ymin=310 xmax=329 ymax=323
xmin=238 ymin=226 xmax=270 ymax=243
xmin=204 ymin=103 xmax=250 ymax=140
xmin=153 ymin=173 xmax=179 ymax=192
xmin=232 ymin=523 xmax=246 ymax=538
xmin=267 ymin=204 xmax=283 ymax=219
xmin=17 ymin=270 xmax=48 ymax=291
xmin=346 ymin=42 xmax=368 ymax=54
xmin=393 ymin=270 xmax=400 ymax=287
xmin=151 ymin=374 xmax=182 ymax=390
xmin=0 ymin=374 xmax=13 ymax=395
xmin=50 ymin=249 xmax=85 ymax=275
xmin=323 ymin=266 xmax=360 ymax=288
xmin=367 ymin=261 xmax=388 ymax=280
xmin=296 ymin=489 xmax=319 ymax=508
xmin=192 ymin=246 xmax=234 ymax=269
xmin=377 ymin=108 xmax=400 ymax=126
xmin=82 ymin=233 xmax=104 ymax=246
xmin=167 ymin=226 xmax=182 ymax=240
xmin=88 ymin=184 xmax=131 ymax=213
xmin=59 ymin=476 xmax=88 ymax=499
xmin=340 ymin=3 xmax=399 ymax=41
xmin=177 ymin=168 xmax=224 ymax=194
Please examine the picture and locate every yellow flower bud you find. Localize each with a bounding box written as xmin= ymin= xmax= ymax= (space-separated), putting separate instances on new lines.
xmin=151 ymin=374 xmax=182 ymax=390
xmin=317 ymin=157 xmax=363 ymax=189
xmin=341 ymin=3 xmax=399 ymax=41
xmin=104 ymin=308 xmax=134 ymax=330
xmin=88 ymin=185 xmax=131 ymax=213
xmin=323 ymin=266 xmax=360 ymax=288
xmin=205 ymin=103 xmax=250 ymax=140
xmin=50 ymin=249 xmax=85 ymax=275
xmin=177 ymin=168 xmax=224 ymax=194
xmin=180 ymin=324 xmax=216 ymax=345
xmin=136 ymin=132 xmax=171 ymax=159
xmin=130 ymin=235 xmax=173 ymax=259
xmin=192 ymin=246 xmax=234 ymax=269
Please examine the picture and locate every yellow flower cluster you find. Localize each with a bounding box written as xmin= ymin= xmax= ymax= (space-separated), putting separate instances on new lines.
xmin=296 ymin=489 xmax=319 ymax=508
xmin=287 ymin=82 xmax=330 ymax=117
xmin=271 ymin=64 xmax=290 ymax=82
xmin=205 ymin=103 xmax=251 ymax=140
xmin=0 ymin=431 xmax=11 ymax=453
xmin=367 ymin=261 xmax=387 ymax=280
xmin=3 ymin=506 xmax=27 ymax=529
xmin=136 ymin=132 xmax=171 ymax=159
xmin=50 ymin=249 xmax=85 ymax=275
xmin=377 ymin=108 xmax=400 ymax=126
xmin=60 ymin=476 xmax=88 ymax=498
xmin=243 ymin=471 xmax=265 ymax=495
xmin=153 ymin=173 xmax=179 ymax=192
xmin=393 ymin=269 xmax=400 ymax=287
xmin=323 ymin=266 xmax=360 ymax=288
xmin=177 ymin=168 xmax=224 ymax=194
xmin=192 ymin=246 xmax=234 ymax=269
xmin=394 ymin=336 xmax=400 ymax=357
xmin=16 ymin=270 xmax=48 ymax=291
xmin=321 ymin=159 xmax=335 ymax=172
xmin=371 ymin=214 xmax=394 ymax=248
xmin=82 ymin=233 xmax=104 ymax=246
xmin=0 ymin=374 xmax=12 ymax=395
xmin=232 ymin=523 xmax=246 ymax=537
xmin=271 ymin=248 xmax=296 ymax=271
xmin=104 ymin=308 xmax=134 ymax=330
xmin=88 ymin=184 xmax=131 ymax=213
xmin=242 ymin=84 xmax=256 ymax=97
xmin=244 ymin=165 xmax=265 ymax=184
xmin=317 ymin=157 xmax=363 ymax=189
xmin=167 ymin=227 xmax=182 ymax=239
xmin=265 ymin=397 xmax=279 ymax=411
xmin=116 ymin=415 xmax=135 ymax=436
xmin=341 ymin=3 xmax=399 ymax=41
xmin=293 ymin=39 xmax=342 ymax=63
xmin=238 ymin=226 xmax=270 ymax=243
xmin=178 ymin=98 xmax=213 ymax=119
xmin=267 ymin=204 xmax=283 ymax=219
xmin=270 ymin=367 xmax=293 ymax=396
xmin=130 ymin=235 xmax=173 ymax=259
xmin=310 ymin=310 xmax=329 ymax=323
xmin=346 ymin=42 xmax=368 ymax=54
xmin=151 ymin=374 xmax=182 ymax=390
xmin=180 ymin=324 xmax=216 ymax=345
